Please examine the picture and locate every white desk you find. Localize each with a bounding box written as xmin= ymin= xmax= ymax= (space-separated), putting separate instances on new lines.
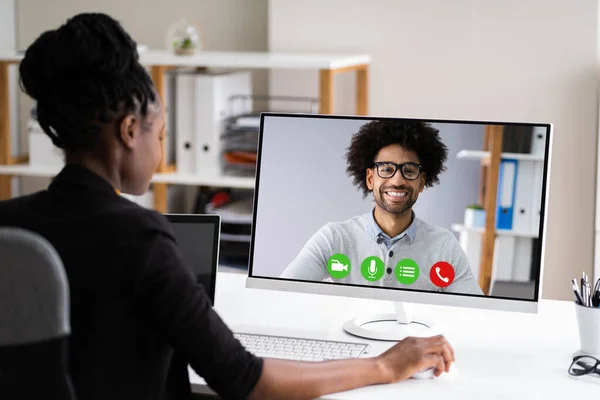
xmin=190 ymin=271 xmax=600 ymax=399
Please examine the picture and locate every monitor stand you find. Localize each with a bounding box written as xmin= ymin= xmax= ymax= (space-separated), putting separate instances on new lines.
xmin=342 ymin=301 xmax=441 ymax=341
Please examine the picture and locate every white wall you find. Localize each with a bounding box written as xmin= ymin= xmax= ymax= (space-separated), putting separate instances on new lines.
xmin=269 ymin=0 xmax=599 ymax=301
xmin=413 ymin=123 xmax=483 ymax=232
xmin=16 ymin=0 xmax=269 ymax=199
xmin=17 ymin=0 xmax=268 ymax=88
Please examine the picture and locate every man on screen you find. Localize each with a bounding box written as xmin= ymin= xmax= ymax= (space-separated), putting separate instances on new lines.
xmin=281 ymin=120 xmax=483 ymax=295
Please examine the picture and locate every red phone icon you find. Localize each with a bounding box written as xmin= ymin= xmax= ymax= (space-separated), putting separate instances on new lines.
xmin=430 ymin=262 xmax=455 ymax=288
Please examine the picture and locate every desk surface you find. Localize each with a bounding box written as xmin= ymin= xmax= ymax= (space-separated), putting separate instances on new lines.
xmin=190 ymin=270 xmax=600 ymax=399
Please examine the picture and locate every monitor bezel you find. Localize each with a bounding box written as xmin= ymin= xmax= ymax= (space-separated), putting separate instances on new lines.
xmin=164 ymin=213 xmax=221 ymax=304
xmin=246 ymin=112 xmax=553 ymax=314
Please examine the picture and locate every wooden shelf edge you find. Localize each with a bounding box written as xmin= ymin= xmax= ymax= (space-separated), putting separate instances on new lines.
xmin=10 ymin=154 xmax=29 ymax=164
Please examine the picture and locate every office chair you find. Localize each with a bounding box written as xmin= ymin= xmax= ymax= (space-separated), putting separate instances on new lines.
xmin=0 ymin=227 xmax=76 ymax=399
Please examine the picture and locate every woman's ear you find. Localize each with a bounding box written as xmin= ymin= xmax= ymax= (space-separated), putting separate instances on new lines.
xmin=118 ymin=113 xmax=140 ymax=150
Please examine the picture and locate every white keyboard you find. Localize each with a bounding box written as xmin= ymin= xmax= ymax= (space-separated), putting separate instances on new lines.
xmin=234 ymin=332 xmax=369 ymax=362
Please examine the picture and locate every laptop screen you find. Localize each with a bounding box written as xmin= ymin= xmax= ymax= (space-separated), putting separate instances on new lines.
xmin=164 ymin=214 xmax=220 ymax=304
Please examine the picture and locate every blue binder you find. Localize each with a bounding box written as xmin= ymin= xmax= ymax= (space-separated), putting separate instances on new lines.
xmin=496 ymin=159 xmax=518 ymax=230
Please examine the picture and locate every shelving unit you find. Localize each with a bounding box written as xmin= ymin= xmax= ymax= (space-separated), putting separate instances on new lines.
xmin=0 ymin=49 xmax=371 ymax=212
xmin=457 ymin=125 xmax=504 ymax=295
xmin=456 ymin=126 xmax=547 ymax=295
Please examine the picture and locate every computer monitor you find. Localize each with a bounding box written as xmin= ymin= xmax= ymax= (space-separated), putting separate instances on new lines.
xmin=246 ymin=113 xmax=552 ymax=341
xmin=164 ymin=214 xmax=221 ymax=304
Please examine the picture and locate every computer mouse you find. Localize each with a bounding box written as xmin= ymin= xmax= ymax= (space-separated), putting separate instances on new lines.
xmin=411 ymin=363 xmax=458 ymax=380
xmin=436 ymin=362 xmax=459 ymax=382
xmin=411 ymin=367 xmax=435 ymax=379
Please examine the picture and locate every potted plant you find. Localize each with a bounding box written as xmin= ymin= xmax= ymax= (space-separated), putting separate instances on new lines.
xmin=464 ymin=204 xmax=485 ymax=228
xmin=166 ymin=18 xmax=202 ymax=55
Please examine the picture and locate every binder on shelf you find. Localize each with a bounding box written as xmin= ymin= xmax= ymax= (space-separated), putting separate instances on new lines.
xmin=512 ymin=237 xmax=533 ymax=282
xmin=458 ymin=229 xmax=482 ymax=281
xmin=492 ymin=236 xmax=516 ymax=281
xmin=530 ymin=127 xmax=547 ymax=157
xmin=496 ymin=159 xmax=518 ymax=230
xmin=491 ymin=236 xmax=533 ymax=283
xmin=175 ymin=73 xmax=195 ymax=173
xmin=512 ymin=160 xmax=534 ymax=234
xmin=175 ymin=71 xmax=253 ymax=174
xmin=530 ymin=160 xmax=544 ymax=235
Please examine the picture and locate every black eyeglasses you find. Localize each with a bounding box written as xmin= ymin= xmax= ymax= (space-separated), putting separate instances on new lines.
xmin=372 ymin=162 xmax=422 ymax=180
xmin=568 ymin=355 xmax=600 ymax=377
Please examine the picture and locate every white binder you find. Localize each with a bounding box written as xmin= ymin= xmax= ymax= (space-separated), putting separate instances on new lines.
xmin=492 ymin=236 xmax=516 ymax=281
xmin=496 ymin=159 xmax=517 ymax=230
xmin=512 ymin=237 xmax=533 ymax=282
xmin=175 ymin=73 xmax=196 ymax=174
xmin=491 ymin=236 xmax=533 ymax=283
xmin=175 ymin=71 xmax=253 ymax=174
xmin=512 ymin=160 xmax=534 ymax=234
xmin=530 ymin=126 xmax=547 ymax=156
xmin=459 ymin=230 xmax=482 ymax=281
xmin=530 ymin=160 xmax=544 ymax=235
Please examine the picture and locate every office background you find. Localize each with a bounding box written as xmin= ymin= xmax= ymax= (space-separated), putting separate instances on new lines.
xmin=1 ymin=0 xmax=597 ymax=301
xmin=253 ymin=116 xmax=485 ymax=277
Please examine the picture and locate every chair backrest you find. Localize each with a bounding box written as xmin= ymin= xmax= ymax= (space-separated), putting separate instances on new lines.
xmin=0 ymin=227 xmax=76 ymax=399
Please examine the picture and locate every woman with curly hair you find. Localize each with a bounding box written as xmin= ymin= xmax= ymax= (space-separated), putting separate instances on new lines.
xmin=282 ymin=119 xmax=483 ymax=295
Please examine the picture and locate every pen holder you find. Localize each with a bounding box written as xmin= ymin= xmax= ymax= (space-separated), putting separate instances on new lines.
xmin=575 ymin=303 xmax=600 ymax=357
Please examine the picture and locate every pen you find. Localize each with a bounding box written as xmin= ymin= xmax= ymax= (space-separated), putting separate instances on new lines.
xmin=572 ymin=279 xmax=584 ymax=306
xmin=580 ymin=275 xmax=588 ymax=306
xmin=592 ymin=279 xmax=600 ymax=307
xmin=584 ymin=281 xmax=592 ymax=306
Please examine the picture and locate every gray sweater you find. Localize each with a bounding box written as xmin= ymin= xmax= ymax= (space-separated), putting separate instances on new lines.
xmin=281 ymin=211 xmax=484 ymax=295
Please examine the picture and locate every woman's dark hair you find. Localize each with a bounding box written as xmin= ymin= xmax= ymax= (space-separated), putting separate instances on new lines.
xmin=19 ymin=13 xmax=156 ymax=151
xmin=345 ymin=120 xmax=449 ymax=197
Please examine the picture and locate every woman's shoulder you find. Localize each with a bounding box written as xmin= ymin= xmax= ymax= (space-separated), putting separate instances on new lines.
xmin=110 ymin=197 xmax=175 ymax=237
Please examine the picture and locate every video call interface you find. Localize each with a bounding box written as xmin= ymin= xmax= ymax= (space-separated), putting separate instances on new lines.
xmin=249 ymin=115 xmax=549 ymax=301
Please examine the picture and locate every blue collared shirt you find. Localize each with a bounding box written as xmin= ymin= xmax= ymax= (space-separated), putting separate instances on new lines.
xmin=367 ymin=209 xmax=417 ymax=249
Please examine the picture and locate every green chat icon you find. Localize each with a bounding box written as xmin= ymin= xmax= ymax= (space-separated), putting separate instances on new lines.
xmin=395 ymin=258 xmax=419 ymax=284
xmin=361 ymin=256 xmax=385 ymax=282
xmin=327 ymin=253 xmax=351 ymax=279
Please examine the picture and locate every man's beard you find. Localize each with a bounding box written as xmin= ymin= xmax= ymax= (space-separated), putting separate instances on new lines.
xmin=375 ymin=185 xmax=416 ymax=215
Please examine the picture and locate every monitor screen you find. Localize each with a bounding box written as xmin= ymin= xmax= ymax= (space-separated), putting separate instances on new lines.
xmin=165 ymin=214 xmax=220 ymax=304
xmin=248 ymin=114 xmax=551 ymax=309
